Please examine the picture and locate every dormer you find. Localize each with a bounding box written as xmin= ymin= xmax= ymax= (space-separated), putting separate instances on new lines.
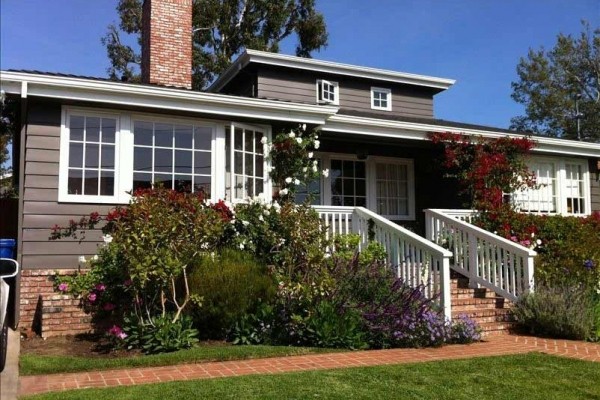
xmin=209 ymin=50 xmax=455 ymax=120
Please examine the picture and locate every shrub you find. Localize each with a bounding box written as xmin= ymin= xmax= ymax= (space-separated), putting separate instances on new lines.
xmin=188 ymin=249 xmax=276 ymax=339
xmin=303 ymin=301 xmax=367 ymax=349
xmin=450 ymin=315 xmax=483 ymax=344
xmin=122 ymin=313 xmax=198 ymax=354
xmin=512 ymin=282 xmax=598 ymax=341
xmin=229 ymin=303 xmax=275 ymax=345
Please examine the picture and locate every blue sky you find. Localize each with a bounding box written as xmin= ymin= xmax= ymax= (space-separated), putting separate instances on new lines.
xmin=1 ymin=0 xmax=599 ymax=129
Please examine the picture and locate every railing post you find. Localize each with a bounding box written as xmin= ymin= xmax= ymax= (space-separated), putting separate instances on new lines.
xmin=424 ymin=210 xmax=432 ymax=241
xmin=441 ymin=255 xmax=452 ymax=321
xmin=525 ymin=256 xmax=535 ymax=294
xmin=468 ymin=231 xmax=479 ymax=289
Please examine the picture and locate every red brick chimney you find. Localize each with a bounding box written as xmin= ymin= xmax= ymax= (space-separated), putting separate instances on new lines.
xmin=141 ymin=0 xmax=193 ymax=89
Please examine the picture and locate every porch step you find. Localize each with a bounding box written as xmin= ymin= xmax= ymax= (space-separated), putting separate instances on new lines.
xmin=451 ymin=288 xmax=499 ymax=299
xmin=478 ymin=321 xmax=516 ymax=335
xmin=451 ymin=297 xmax=509 ymax=310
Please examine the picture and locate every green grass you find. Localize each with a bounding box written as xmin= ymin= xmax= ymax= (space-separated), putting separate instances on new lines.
xmin=23 ymin=353 xmax=600 ymax=400
xmin=20 ymin=344 xmax=340 ymax=376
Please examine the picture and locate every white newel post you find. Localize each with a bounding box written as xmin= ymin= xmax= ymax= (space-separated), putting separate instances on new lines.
xmin=525 ymin=256 xmax=535 ymax=294
xmin=441 ymin=255 xmax=452 ymax=320
xmin=468 ymin=231 xmax=479 ymax=288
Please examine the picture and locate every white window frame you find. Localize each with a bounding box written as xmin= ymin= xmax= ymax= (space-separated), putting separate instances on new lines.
xmin=319 ymin=153 xmax=415 ymax=220
xmin=316 ymin=79 xmax=339 ymax=105
xmin=59 ymin=107 xmax=127 ymax=204
xmin=371 ymin=87 xmax=392 ymax=111
xmin=514 ymin=156 xmax=591 ymax=216
xmin=58 ymin=106 xmax=264 ymax=204
xmin=225 ymin=122 xmax=272 ymax=203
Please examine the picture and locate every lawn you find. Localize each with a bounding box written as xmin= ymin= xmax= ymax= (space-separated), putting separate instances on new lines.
xmin=24 ymin=353 xmax=600 ymax=400
xmin=20 ymin=344 xmax=340 ymax=376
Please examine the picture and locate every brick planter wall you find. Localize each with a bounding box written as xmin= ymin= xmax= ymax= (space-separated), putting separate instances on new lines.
xmin=20 ymin=269 xmax=93 ymax=338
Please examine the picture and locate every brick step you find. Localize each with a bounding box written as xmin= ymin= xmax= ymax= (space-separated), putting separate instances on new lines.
xmin=451 ymin=288 xmax=498 ymax=299
xmin=456 ymin=314 xmax=513 ymax=324
xmin=451 ymin=297 xmax=509 ymax=309
xmin=452 ymin=308 xmax=512 ymax=319
xmin=450 ymin=278 xmax=470 ymax=290
xmin=478 ymin=321 xmax=516 ymax=335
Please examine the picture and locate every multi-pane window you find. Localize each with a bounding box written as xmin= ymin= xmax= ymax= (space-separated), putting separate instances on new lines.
xmin=67 ymin=115 xmax=116 ymax=197
xmin=330 ymin=159 xmax=367 ymax=207
xmin=514 ymin=158 xmax=589 ymax=216
xmin=132 ymin=121 xmax=212 ymax=194
xmin=225 ymin=125 xmax=266 ymax=201
xmin=375 ymin=162 xmax=409 ymax=217
xmin=371 ymin=87 xmax=391 ymax=111
xmin=295 ymin=159 xmax=322 ymax=205
xmin=317 ymin=80 xmax=339 ymax=105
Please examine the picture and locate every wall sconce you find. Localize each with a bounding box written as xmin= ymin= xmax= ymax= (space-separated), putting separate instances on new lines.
xmin=357 ymin=149 xmax=368 ymax=160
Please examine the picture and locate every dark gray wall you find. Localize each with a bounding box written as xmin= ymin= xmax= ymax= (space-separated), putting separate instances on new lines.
xmin=256 ymin=66 xmax=435 ymax=119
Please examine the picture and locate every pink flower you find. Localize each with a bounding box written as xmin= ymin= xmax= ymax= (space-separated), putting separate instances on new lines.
xmin=108 ymin=325 xmax=126 ymax=340
xmin=123 ymin=279 xmax=133 ymax=287
xmin=510 ymin=236 xmax=518 ymax=242
xmin=58 ymin=283 xmax=69 ymax=292
xmin=102 ymin=303 xmax=116 ymax=311
xmin=88 ymin=293 xmax=97 ymax=303
xmin=95 ymin=283 xmax=106 ymax=292
xmin=117 ymin=332 xmax=128 ymax=340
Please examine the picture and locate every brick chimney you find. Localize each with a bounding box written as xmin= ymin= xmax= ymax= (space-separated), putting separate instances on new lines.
xmin=141 ymin=0 xmax=193 ymax=89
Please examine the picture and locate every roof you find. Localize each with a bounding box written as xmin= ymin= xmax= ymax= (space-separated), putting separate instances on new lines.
xmin=209 ymin=49 xmax=456 ymax=93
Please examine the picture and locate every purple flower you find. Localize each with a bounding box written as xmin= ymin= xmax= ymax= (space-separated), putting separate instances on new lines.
xmin=95 ymin=283 xmax=106 ymax=292
xmin=584 ymin=259 xmax=595 ymax=270
xmin=87 ymin=293 xmax=97 ymax=303
xmin=58 ymin=283 xmax=69 ymax=292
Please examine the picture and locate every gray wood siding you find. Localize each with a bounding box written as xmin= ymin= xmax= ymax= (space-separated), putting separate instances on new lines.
xmin=590 ymin=159 xmax=599 ymax=213
xmin=256 ymin=66 xmax=434 ymax=118
xmin=22 ymin=102 xmax=105 ymax=269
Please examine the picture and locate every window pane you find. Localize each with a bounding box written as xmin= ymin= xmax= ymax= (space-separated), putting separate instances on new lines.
xmin=255 ymin=132 xmax=264 ymax=154
xmin=343 ymin=160 xmax=354 ymax=176
xmin=100 ymin=171 xmax=114 ymax=196
xmin=356 ymin=197 xmax=366 ymax=207
xmin=194 ymin=151 xmax=211 ymax=175
xmin=234 ymin=175 xmax=245 ymax=198
xmin=343 ymin=197 xmax=355 ymax=206
xmin=155 ymin=123 xmax=173 ymax=147
xmin=234 ymin=152 xmax=243 ymax=174
xmin=355 ymin=161 xmax=366 ymax=177
xmin=194 ymin=175 xmax=211 ymax=194
xmin=255 ymin=155 xmax=264 ymax=178
xmin=174 ymin=175 xmax=192 ymax=192
xmin=154 ymin=173 xmax=172 ymax=189
xmin=84 ymin=170 xmax=99 ymax=195
xmin=356 ymin=179 xmax=366 ymax=196
xmin=134 ymin=121 xmax=153 ymax=146
xmin=245 ymin=130 xmax=254 ymax=153
xmin=133 ymin=173 xmax=152 ymax=190
xmin=154 ymin=148 xmax=173 ymax=173
xmin=101 ymin=145 xmax=115 ymax=169
xmin=175 ymin=150 xmax=192 ymax=174
xmin=194 ymin=126 xmax=212 ymax=150
xmin=331 ymin=159 xmax=342 ymax=173
xmin=174 ymin=125 xmax=193 ymax=149
xmin=85 ymin=144 xmax=99 ymax=168
xmin=68 ymin=169 xmax=82 ymax=194
xmin=331 ymin=196 xmax=342 ymax=206
xmin=69 ymin=143 xmax=83 ymax=168
xmin=331 ymin=176 xmax=342 ymax=196
xmin=134 ymin=147 xmax=153 ymax=172
xmin=256 ymin=179 xmax=264 ymax=196
xmin=86 ymin=117 xmax=101 ymax=142
xmin=102 ymin=118 xmax=116 ymax=143
xmin=70 ymin=116 xmax=84 ymax=141
xmin=343 ymin=179 xmax=354 ymax=195
xmin=245 ymin=154 xmax=254 ymax=177
xmin=234 ymin=128 xmax=243 ymax=150
xmin=246 ymin=177 xmax=255 ymax=197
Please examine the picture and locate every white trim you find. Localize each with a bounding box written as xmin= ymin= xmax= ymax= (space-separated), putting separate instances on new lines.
xmin=323 ymin=114 xmax=600 ymax=158
xmin=210 ymin=49 xmax=456 ymax=92
xmin=316 ymin=79 xmax=339 ymax=105
xmin=371 ymin=87 xmax=392 ymax=111
xmin=0 ymin=71 xmax=338 ymax=125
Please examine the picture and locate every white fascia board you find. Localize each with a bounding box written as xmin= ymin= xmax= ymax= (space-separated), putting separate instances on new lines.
xmin=323 ymin=115 xmax=600 ymax=158
xmin=210 ymin=49 xmax=455 ymax=92
xmin=0 ymin=71 xmax=338 ymax=125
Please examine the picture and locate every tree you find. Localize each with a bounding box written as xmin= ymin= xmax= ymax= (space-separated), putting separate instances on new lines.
xmin=0 ymin=94 xmax=17 ymax=197
xmin=510 ymin=22 xmax=600 ymax=142
xmin=102 ymin=0 xmax=328 ymax=90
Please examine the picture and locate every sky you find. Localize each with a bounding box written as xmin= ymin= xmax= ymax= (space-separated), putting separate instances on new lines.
xmin=1 ymin=0 xmax=599 ymax=130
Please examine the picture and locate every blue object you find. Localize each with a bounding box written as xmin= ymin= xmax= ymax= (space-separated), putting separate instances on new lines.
xmin=0 ymin=239 xmax=16 ymax=259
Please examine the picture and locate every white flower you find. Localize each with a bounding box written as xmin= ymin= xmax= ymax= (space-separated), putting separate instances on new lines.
xmin=296 ymin=137 xmax=302 ymax=144
xmin=102 ymin=234 xmax=113 ymax=244
xmin=272 ymin=201 xmax=281 ymax=211
xmin=308 ymin=152 xmax=314 ymax=159
xmin=92 ymin=255 xmax=99 ymax=261
xmin=312 ymin=165 xmax=318 ymax=172
xmin=294 ymin=179 xmax=300 ymax=185
xmin=280 ymin=188 xmax=289 ymax=195
xmin=302 ymin=124 xmax=307 ymax=131
xmin=242 ymin=220 xmax=250 ymax=226
xmin=313 ymin=160 xmax=318 ymax=165
xmin=314 ymin=135 xmax=319 ymax=140
xmin=285 ymin=177 xmax=293 ymax=184
xmin=302 ymin=167 xmax=308 ymax=173
xmin=239 ymin=243 xmax=245 ymax=250
xmin=322 ymin=169 xmax=329 ymax=178
xmin=267 ymin=165 xmax=273 ymax=173
xmin=258 ymin=215 xmax=264 ymax=222
xmin=260 ymin=136 xmax=268 ymax=144
xmin=314 ymin=140 xmax=320 ymax=149
xmin=323 ymin=253 xmax=331 ymax=259
xmin=289 ymin=131 xmax=296 ymax=138
xmin=536 ymin=239 xmax=542 ymax=245
xmin=78 ymin=256 xmax=87 ymax=264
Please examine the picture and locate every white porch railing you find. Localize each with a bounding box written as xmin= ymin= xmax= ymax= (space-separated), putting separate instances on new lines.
xmin=313 ymin=206 xmax=453 ymax=319
xmin=424 ymin=209 xmax=536 ymax=302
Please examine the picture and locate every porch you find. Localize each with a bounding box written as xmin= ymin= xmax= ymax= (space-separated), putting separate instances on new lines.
xmin=314 ymin=206 xmax=536 ymax=332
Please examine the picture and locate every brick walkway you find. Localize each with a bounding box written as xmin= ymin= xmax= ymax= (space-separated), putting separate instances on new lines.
xmin=19 ymin=334 xmax=600 ymax=397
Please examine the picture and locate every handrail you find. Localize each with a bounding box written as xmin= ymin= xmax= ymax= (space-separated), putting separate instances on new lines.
xmin=314 ymin=205 xmax=452 ymax=320
xmin=425 ymin=209 xmax=535 ymax=302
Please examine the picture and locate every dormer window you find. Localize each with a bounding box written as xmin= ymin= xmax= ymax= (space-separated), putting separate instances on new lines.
xmin=371 ymin=87 xmax=392 ymax=111
xmin=317 ymin=80 xmax=339 ymax=105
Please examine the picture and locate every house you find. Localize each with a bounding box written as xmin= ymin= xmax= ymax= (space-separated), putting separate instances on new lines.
xmin=1 ymin=0 xmax=599 ymax=337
